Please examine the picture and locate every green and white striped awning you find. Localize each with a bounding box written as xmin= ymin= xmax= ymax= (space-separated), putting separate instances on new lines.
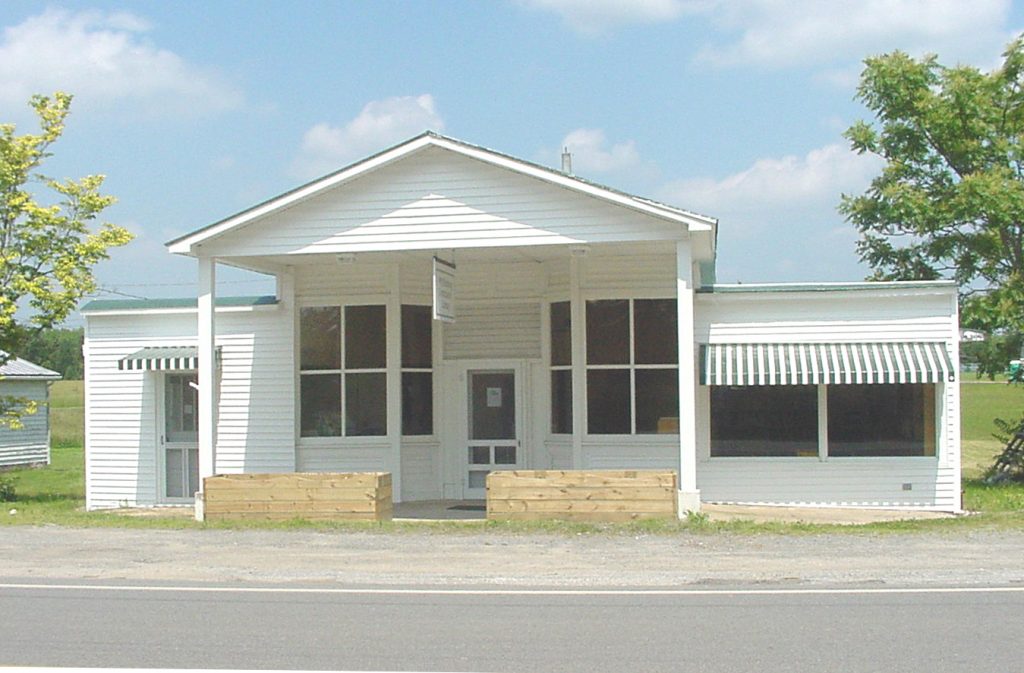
xmin=700 ymin=342 xmax=955 ymax=386
xmin=118 ymin=346 xmax=221 ymax=371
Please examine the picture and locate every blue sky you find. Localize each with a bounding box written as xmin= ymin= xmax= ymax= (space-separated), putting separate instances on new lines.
xmin=2 ymin=0 xmax=1022 ymax=322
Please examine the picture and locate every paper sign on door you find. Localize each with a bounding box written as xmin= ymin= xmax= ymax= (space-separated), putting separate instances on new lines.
xmin=486 ymin=387 xmax=502 ymax=407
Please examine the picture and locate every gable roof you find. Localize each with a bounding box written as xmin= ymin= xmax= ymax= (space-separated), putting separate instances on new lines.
xmin=0 ymin=353 xmax=62 ymax=381
xmin=167 ymin=132 xmax=717 ymax=256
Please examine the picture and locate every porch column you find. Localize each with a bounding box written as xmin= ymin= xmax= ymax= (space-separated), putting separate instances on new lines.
xmin=676 ymin=240 xmax=700 ymax=514
xmin=197 ymin=255 xmax=217 ymax=498
xmin=276 ymin=267 xmax=298 ymax=472
xmin=569 ymin=250 xmax=585 ymax=469
xmin=386 ymin=264 xmax=402 ymax=500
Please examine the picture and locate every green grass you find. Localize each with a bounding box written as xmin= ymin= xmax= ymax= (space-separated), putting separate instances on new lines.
xmin=5 ymin=379 xmax=1024 ymax=532
xmin=48 ymin=379 xmax=83 ymax=449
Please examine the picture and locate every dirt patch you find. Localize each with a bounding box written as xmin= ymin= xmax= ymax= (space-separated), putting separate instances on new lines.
xmin=1 ymin=526 xmax=1021 ymax=588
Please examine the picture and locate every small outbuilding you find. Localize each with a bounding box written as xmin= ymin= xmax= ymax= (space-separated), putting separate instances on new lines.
xmin=81 ymin=132 xmax=962 ymax=514
xmin=0 ymin=354 xmax=62 ymax=468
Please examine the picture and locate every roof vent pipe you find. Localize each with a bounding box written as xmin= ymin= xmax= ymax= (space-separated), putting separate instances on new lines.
xmin=561 ymin=147 xmax=573 ymax=175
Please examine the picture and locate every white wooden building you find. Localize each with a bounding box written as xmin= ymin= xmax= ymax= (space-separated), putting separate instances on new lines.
xmin=82 ymin=133 xmax=961 ymax=512
xmin=0 ymin=355 xmax=62 ymax=468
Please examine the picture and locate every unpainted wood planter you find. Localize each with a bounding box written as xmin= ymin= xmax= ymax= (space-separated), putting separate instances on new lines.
xmin=486 ymin=470 xmax=678 ymax=522
xmin=202 ymin=472 xmax=393 ymax=522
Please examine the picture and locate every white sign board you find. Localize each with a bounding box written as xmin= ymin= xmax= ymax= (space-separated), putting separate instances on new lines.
xmin=486 ymin=387 xmax=502 ymax=407
xmin=432 ymin=257 xmax=456 ymax=323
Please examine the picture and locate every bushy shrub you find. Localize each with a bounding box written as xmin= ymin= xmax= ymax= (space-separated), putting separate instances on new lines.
xmin=0 ymin=475 xmax=16 ymax=502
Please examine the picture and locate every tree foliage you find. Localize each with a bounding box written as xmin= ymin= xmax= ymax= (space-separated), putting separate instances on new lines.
xmin=20 ymin=327 xmax=84 ymax=380
xmin=0 ymin=93 xmax=131 ymax=426
xmin=841 ymin=36 xmax=1024 ymax=336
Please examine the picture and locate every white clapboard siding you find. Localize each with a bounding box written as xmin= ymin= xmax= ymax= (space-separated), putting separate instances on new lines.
xmin=201 ymin=146 xmax=686 ymax=257
xmin=85 ymin=306 xmax=294 ymax=509
xmin=295 ymin=442 xmax=390 ymax=472
xmin=696 ymin=290 xmax=954 ymax=342
xmin=697 ymin=460 xmax=958 ymax=509
xmin=295 ymin=262 xmax=391 ymax=304
xmin=545 ymin=261 xmax=570 ymax=297
xmin=443 ymin=302 xmax=542 ymax=360
xmin=581 ymin=253 xmax=676 ymax=296
xmin=400 ymin=260 xmax=434 ymax=303
xmin=692 ymin=286 xmax=960 ymax=510
xmin=401 ymin=439 xmax=441 ymax=501
xmin=0 ymin=380 xmax=51 ymax=467
xmin=545 ymin=439 xmax=573 ymax=470
xmin=455 ymin=261 xmax=548 ymax=302
xmin=582 ymin=438 xmax=679 ymax=470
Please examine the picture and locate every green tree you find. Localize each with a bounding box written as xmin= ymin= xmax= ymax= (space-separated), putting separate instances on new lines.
xmin=0 ymin=93 xmax=131 ymax=427
xmin=841 ymin=36 xmax=1024 ymax=345
xmin=21 ymin=327 xmax=84 ymax=379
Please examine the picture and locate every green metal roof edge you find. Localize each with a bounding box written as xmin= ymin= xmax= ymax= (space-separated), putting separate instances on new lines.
xmin=81 ymin=295 xmax=278 ymax=313
xmin=696 ymin=280 xmax=956 ymax=294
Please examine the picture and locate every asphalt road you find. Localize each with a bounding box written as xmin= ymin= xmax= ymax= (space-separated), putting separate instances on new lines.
xmin=2 ymin=582 xmax=1021 ymax=672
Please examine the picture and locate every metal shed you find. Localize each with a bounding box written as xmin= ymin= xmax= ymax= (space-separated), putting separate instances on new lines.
xmin=0 ymin=354 xmax=62 ymax=468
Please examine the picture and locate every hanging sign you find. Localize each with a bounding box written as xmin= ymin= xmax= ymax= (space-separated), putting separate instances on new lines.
xmin=432 ymin=256 xmax=456 ymax=323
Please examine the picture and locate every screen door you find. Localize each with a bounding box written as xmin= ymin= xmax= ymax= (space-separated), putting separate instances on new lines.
xmin=466 ymin=369 xmax=518 ymax=498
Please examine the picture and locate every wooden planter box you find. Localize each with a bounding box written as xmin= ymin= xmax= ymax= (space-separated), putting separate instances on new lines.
xmin=486 ymin=470 xmax=678 ymax=522
xmin=202 ymin=472 xmax=392 ymax=522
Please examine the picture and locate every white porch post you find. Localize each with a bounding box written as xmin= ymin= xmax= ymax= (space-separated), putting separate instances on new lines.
xmin=569 ymin=251 xmax=585 ymax=469
xmin=676 ymin=240 xmax=700 ymax=514
xmin=386 ymin=264 xmax=402 ymax=500
xmin=196 ymin=255 xmax=217 ymax=518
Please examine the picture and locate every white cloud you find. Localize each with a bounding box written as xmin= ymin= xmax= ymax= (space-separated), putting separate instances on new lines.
xmin=663 ymin=143 xmax=882 ymax=218
xmin=0 ymin=9 xmax=242 ymax=117
xmin=560 ymin=128 xmax=642 ymax=173
xmin=292 ymin=95 xmax=444 ymax=179
xmin=692 ymin=0 xmax=1012 ymax=70
xmin=515 ymin=0 xmax=689 ymax=35
xmin=661 ymin=143 xmax=885 ymax=281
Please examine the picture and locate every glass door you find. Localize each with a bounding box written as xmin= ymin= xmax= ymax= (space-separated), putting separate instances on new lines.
xmin=163 ymin=373 xmax=199 ymax=500
xmin=466 ymin=369 xmax=518 ymax=499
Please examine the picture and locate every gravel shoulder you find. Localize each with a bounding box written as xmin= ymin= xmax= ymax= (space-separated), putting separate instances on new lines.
xmin=2 ymin=526 xmax=1023 ymax=587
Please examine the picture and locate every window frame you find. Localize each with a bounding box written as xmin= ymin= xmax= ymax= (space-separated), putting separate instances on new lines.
xmin=549 ymin=300 xmax=573 ymax=435
xmin=583 ymin=297 xmax=679 ymax=436
xmin=298 ymin=303 xmax=388 ymax=439
xmin=400 ymin=303 xmax=434 ymax=437
xmin=704 ymin=382 xmax=942 ymax=461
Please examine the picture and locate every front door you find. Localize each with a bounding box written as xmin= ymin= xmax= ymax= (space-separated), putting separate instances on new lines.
xmin=162 ymin=373 xmax=199 ymax=501
xmin=465 ymin=369 xmax=520 ymax=499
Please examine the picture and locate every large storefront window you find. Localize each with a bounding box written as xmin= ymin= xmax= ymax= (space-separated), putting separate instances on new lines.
xmin=710 ymin=383 xmax=938 ymax=458
xmin=828 ymin=384 xmax=935 ymax=456
xmin=300 ymin=305 xmax=386 ymax=437
xmin=585 ymin=298 xmax=678 ymax=435
xmin=710 ymin=385 xmax=818 ymax=457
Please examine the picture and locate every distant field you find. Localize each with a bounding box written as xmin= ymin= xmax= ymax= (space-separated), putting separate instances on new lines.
xmin=960 ymin=380 xmax=1024 ymax=477
xmin=49 ymin=380 xmax=83 ymax=449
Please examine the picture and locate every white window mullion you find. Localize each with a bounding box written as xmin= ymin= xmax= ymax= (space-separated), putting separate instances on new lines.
xmin=629 ymin=298 xmax=636 ymax=434
xmin=340 ymin=306 xmax=347 ymax=438
xmin=818 ymin=385 xmax=828 ymax=460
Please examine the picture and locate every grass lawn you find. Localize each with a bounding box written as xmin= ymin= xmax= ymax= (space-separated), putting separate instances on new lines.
xmin=49 ymin=379 xmax=83 ymax=448
xmin=5 ymin=379 xmax=1024 ymax=532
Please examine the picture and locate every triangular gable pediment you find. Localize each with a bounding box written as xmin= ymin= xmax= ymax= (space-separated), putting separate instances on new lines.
xmin=172 ymin=134 xmax=715 ymax=258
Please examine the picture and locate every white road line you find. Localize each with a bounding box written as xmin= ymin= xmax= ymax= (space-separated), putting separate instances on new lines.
xmin=1 ymin=582 xmax=1023 ymax=596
